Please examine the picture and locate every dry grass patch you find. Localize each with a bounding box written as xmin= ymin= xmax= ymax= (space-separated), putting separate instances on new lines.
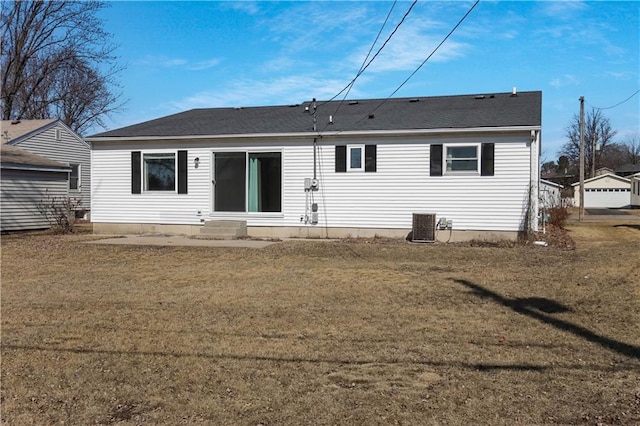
xmin=1 ymin=223 xmax=639 ymax=424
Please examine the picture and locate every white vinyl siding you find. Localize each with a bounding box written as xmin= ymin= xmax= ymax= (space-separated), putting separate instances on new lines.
xmin=0 ymin=168 xmax=69 ymax=231
xmin=91 ymin=132 xmax=532 ymax=232
xmin=12 ymin=123 xmax=90 ymax=211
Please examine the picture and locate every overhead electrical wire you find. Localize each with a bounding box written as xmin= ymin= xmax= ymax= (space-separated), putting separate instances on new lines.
xmin=353 ymin=0 xmax=480 ymax=126
xmin=587 ymin=89 xmax=640 ymax=110
xmin=318 ymin=1 xmax=398 ymax=133
xmin=317 ymin=0 xmax=418 ymax=110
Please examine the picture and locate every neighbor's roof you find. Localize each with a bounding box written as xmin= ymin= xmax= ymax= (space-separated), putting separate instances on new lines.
xmin=1 ymin=119 xmax=56 ymax=144
xmin=89 ymin=91 xmax=542 ymax=139
xmin=0 ymin=144 xmax=69 ymax=170
xmin=615 ymin=163 xmax=640 ymax=174
xmin=571 ymin=173 xmax=630 ymax=187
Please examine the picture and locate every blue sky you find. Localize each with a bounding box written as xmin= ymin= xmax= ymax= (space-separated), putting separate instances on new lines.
xmin=97 ymin=1 xmax=639 ymax=159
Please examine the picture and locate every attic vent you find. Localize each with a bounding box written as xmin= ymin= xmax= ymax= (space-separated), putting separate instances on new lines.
xmin=475 ymin=95 xmax=485 ymax=99
xmin=368 ymin=114 xmax=375 ymax=119
xmin=348 ymin=101 xmax=359 ymax=105
xmin=289 ymin=104 xmax=300 ymax=107
xmin=234 ymin=106 xmax=243 ymax=110
xmin=409 ymin=98 xmax=420 ymax=103
xmin=411 ymin=213 xmax=436 ymax=243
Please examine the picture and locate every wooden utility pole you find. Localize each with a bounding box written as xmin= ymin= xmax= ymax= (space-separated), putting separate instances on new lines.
xmin=592 ymin=131 xmax=597 ymax=178
xmin=579 ymin=96 xmax=585 ymax=221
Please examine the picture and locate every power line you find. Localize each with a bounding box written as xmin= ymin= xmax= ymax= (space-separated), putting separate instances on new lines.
xmin=587 ymin=89 xmax=640 ymax=110
xmin=317 ymin=0 xmax=417 ymax=110
xmin=354 ymin=0 xmax=480 ymax=126
xmin=319 ymin=1 xmax=398 ymax=133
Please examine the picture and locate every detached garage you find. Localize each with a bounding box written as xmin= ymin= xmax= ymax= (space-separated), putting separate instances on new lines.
xmin=572 ymin=173 xmax=631 ymax=208
xmin=1 ymin=144 xmax=71 ymax=232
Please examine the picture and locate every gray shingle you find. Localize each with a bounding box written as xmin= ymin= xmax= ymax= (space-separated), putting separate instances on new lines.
xmin=90 ymin=91 xmax=541 ymax=138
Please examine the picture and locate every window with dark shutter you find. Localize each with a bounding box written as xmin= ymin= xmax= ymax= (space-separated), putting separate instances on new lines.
xmin=178 ymin=150 xmax=188 ymax=194
xmin=335 ymin=145 xmax=347 ymax=172
xmin=430 ymin=144 xmax=443 ymax=176
xmin=365 ymin=145 xmax=376 ymax=172
xmin=131 ymin=151 xmax=141 ymax=194
xmin=481 ymin=143 xmax=495 ymax=176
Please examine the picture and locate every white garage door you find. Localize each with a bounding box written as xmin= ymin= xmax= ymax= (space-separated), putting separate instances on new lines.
xmin=584 ymin=188 xmax=630 ymax=208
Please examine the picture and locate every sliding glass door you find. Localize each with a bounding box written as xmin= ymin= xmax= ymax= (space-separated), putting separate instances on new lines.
xmin=213 ymin=152 xmax=281 ymax=213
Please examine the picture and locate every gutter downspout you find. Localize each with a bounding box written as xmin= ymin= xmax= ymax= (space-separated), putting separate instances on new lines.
xmin=530 ymin=130 xmax=540 ymax=233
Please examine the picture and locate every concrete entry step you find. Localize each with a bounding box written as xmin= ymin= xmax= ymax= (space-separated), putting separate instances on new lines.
xmin=201 ymin=220 xmax=247 ymax=239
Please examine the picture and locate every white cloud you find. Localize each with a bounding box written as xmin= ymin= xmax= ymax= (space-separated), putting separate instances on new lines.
xmin=137 ymin=55 xmax=187 ymax=68
xmin=549 ymin=74 xmax=580 ymax=88
xmin=187 ymin=59 xmax=222 ymax=71
xmin=541 ymin=0 xmax=587 ymax=18
xmin=136 ymin=55 xmax=220 ymax=71
xmin=169 ymin=75 xmax=359 ymax=111
xmin=223 ymin=1 xmax=260 ymax=15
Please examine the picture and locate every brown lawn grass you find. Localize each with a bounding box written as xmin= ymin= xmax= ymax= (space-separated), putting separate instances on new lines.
xmin=1 ymin=221 xmax=639 ymax=425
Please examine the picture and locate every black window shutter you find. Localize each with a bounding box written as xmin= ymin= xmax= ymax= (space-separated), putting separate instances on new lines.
xmin=364 ymin=145 xmax=377 ymax=172
xmin=430 ymin=144 xmax=443 ymax=176
xmin=131 ymin=151 xmax=141 ymax=194
xmin=481 ymin=143 xmax=495 ymax=176
xmin=335 ymin=145 xmax=346 ymax=172
xmin=178 ymin=150 xmax=188 ymax=193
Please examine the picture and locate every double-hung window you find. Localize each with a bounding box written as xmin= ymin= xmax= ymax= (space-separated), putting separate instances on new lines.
xmin=348 ymin=145 xmax=365 ymax=171
xmin=144 ymin=153 xmax=176 ymax=191
xmin=335 ymin=145 xmax=377 ymax=172
xmin=446 ymin=145 xmax=479 ymax=173
xmin=430 ymin=143 xmax=494 ymax=176
xmin=131 ymin=151 xmax=188 ymax=194
xmin=69 ymin=164 xmax=80 ymax=190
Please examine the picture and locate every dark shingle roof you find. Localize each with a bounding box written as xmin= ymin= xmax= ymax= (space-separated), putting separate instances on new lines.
xmin=90 ymin=91 xmax=541 ymax=138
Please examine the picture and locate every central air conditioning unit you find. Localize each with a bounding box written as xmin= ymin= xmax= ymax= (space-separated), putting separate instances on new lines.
xmin=412 ymin=213 xmax=436 ymax=243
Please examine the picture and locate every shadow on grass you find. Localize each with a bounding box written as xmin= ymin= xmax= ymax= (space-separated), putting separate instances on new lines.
xmin=613 ymin=224 xmax=640 ymax=231
xmin=453 ymin=279 xmax=640 ymax=359
xmin=2 ymin=343 xmax=547 ymax=372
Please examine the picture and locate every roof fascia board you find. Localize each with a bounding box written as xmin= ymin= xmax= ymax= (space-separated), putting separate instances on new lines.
xmin=1 ymin=163 xmax=72 ymax=173
xmin=571 ymin=173 xmax=631 ymax=186
xmin=87 ymin=125 xmax=541 ymax=143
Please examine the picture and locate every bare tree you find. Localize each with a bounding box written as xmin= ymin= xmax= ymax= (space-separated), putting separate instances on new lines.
xmin=1 ymin=1 xmax=124 ymax=134
xmin=620 ymin=134 xmax=640 ymax=164
xmin=560 ymin=108 xmax=617 ymax=178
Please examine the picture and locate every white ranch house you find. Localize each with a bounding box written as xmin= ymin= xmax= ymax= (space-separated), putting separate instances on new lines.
xmin=87 ymin=91 xmax=542 ymax=242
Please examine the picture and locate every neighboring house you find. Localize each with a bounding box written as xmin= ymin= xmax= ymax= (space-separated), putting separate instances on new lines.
xmin=571 ymin=173 xmax=631 ymax=208
xmin=1 ymin=144 xmax=71 ymax=232
xmin=630 ymin=172 xmax=640 ymax=208
xmin=595 ymin=167 xmax=613 ymax=177
xmin=615 ymin=163 xmax=640 ymax=178
xmin=1 ymin=119 xmax=90 ymax=215
xmin=540 ymin=179 xmax=565 ymax=208
xmin=87 ymin=91 xmax=542 ymax=241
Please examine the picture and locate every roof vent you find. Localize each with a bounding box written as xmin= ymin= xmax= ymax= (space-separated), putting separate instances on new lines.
xmin=348 ymin=101 xmax=359 ymax=105
xmin=234 ymin=106 xmax=243 ymax=110
xmin=368 ymin=114 xmax=375 ymax=119
xmin=304 ymin=106 xmax=310 ymax=113
xmin=511 ymin=86 xmax=517 ymax=97
xmin=409 ymin=98 xmax=420 ymax=103
xmin=11 ymin=120 xmax=21 ymax=125
xmin=474 ymin=95 xmax=485 ymax=100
